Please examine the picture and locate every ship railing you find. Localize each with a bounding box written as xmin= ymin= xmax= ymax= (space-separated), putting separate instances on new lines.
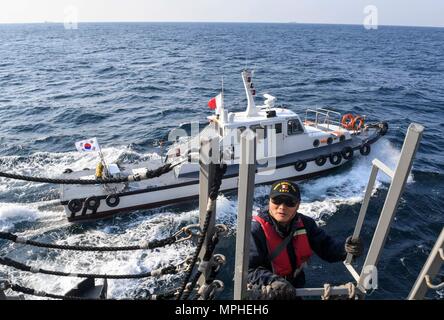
xmin=304 ymin=108 xmax=343 ymax=130
xmin=304 ymin=107 xmax=369 ymax=134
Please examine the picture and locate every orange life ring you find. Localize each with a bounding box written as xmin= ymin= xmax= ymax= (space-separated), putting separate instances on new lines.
xmin=352 ymin=116 xmax=365 ymax=130
xmin=341 ymin=114 xmax=355 ymax=130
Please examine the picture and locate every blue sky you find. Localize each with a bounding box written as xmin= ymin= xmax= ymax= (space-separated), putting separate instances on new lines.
xmin=0 ymin=0 xmax=443 ymax=27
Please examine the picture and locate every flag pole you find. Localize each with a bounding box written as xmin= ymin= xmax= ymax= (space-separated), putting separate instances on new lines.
xmin=221 ymin=75 xmax=224 ymax=109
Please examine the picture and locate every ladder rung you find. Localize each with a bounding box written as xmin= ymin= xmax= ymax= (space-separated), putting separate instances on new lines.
xmin=372 ymin=159 xmax=394 ymax=179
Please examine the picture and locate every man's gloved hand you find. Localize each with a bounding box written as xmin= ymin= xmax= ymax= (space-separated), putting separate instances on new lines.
xmin=345 ymin=236 xmax=364 ymax=257
xmin=264 ymin=278 xmax=297 ymax=300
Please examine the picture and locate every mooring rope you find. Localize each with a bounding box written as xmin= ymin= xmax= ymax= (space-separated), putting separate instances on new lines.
xmin=4 ymin=282 xmax=90 ymax=300
xmin=0 ymin=228 xmax=192 ymax=251
xmin=0 ymin=256 xmax=181 ymax=279
xmin=0 ymin=162 xmax=179 ymax=185
xmin=147 ymin=288 xmax=180 ymax=300
xmin=3 ymin=280 xmax=180 ymax=300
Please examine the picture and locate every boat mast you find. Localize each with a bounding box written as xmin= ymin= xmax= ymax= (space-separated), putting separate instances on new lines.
xmin=217 ymin=76 xmax=224 ymax=117
xmin=242 ymin=70 xmax=258 ymax=117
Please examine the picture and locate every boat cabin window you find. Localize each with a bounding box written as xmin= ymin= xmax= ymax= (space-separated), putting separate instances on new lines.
xmin=287 ymin=119 xmax=304 ymax=135
xmin=275 ymin=123 xmax=282 ymax=134
xmin=250 ymin=124 xmax=267 ymax=140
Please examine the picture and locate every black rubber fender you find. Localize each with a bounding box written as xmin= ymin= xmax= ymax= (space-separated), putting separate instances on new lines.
xmin=339 ymin=135 xmax=346 ymax=142
xmin=341 ymin=147 xmax=354 ymax=160
xmin=67 ymin=199 xmax=83 ymax=214
xmin=85 ymin=196 xmax=100 ymax=211
xmin=380 ymin=122 xmax=389 ymax=136
xmin=313 ymin=139 xmax=320 ymax=147
xmin=327 ymin=137 xmax=333 ymax=145
xmin=315 ymin=155 xmax=327 ymax=166
xmin=294 ymin=160 xmax=307 ymax=172
xmin=360 ymin=143 xmax=371 ymax=156
xmin=329 ymin=152 xmax=342 ymax=165
xmin=105 ymin=194 xmax=120 ymax=208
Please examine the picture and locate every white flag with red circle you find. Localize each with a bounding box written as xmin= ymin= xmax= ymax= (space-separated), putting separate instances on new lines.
xmin=208 ymin=93 xmax=223 ymax=111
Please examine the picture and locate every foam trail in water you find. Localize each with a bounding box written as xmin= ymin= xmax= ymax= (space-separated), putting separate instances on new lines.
xmin=298 ymin=138 xmax=412 ymax=222
xmin=0 ymin=200 xmax=68 ymax=233
xmin=0 ymin=203 xmax=39 ymax=232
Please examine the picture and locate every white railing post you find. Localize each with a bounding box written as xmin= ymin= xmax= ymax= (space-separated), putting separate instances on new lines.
xmin=233 ymin=132 xmax=256 ymax=300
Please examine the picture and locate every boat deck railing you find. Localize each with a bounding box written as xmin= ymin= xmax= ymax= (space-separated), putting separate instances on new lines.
xmin=304 ymin=108 xmax=368 ymax=134
xmin=304 ymin=108 xmax=343 ymax=130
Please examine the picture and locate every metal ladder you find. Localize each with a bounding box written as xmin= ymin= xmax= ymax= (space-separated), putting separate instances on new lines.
xmin=344 ymin=123 xmax=424 ymax=295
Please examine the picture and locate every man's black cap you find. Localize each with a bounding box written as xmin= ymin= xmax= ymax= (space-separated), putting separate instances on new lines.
xmin=269 ymin=180 xmax=301 ymax=202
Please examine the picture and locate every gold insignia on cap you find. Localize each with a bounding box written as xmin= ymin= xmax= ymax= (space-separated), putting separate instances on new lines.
xmin=273 ymin=181 xmax=296 ymax=192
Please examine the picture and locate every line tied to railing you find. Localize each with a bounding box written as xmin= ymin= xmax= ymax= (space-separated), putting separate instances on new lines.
xmin=0 ymin=228 xmax=192 ymax=251
xmin=0 ymin=161 xmax=182 ymax=185
xmin=0 ymin=256 xmax=186 ymax=279
xmin=2 ymin=281 xmax=180 ymax=300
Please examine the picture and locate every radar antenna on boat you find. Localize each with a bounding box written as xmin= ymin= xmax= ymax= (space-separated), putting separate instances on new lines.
xmin=263 ymin=93 xmax=276 ymax=110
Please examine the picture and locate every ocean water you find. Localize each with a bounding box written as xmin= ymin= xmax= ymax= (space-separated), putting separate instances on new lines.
xmin=0 ymin=22 xmax=443 ymax=300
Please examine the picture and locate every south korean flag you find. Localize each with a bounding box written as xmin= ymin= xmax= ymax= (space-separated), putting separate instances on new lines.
xmin=75 ymin=137 xmax=100 ymax=152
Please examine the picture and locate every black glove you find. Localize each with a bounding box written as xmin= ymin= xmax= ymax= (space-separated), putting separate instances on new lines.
xmin=345 ymin=236 xmax=364 ymax=257
xmin=264 ymin=278 xmax=297 ymax=300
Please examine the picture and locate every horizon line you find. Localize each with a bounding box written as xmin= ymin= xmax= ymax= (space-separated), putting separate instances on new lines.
xmin=0 ymin=20 xmax=443 ymax=29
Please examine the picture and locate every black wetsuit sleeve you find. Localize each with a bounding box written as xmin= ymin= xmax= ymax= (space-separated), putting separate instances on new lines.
xmin=302 ymin=215 xmax=347 ymax=263
xmin=248 ymin=220 xmax=280 ymax=286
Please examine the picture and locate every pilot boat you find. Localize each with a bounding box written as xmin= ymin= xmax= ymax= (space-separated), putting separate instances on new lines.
xmin=61 ymin=70 xmax=388 ymax=222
